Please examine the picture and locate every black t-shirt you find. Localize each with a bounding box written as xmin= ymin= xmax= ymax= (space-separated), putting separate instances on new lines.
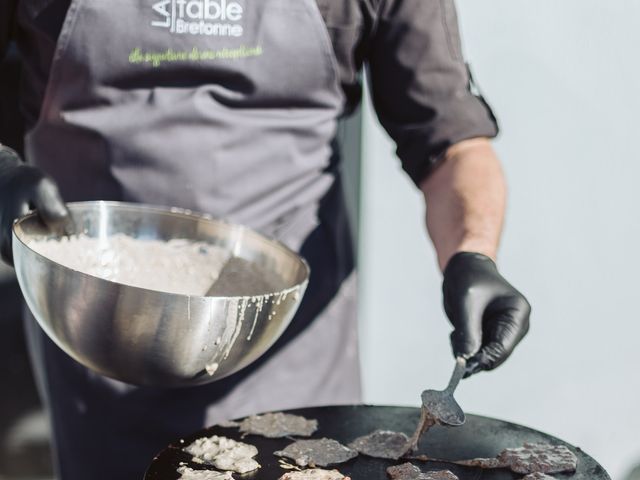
xmin=1 ymin=0 xmax=498 ymax=185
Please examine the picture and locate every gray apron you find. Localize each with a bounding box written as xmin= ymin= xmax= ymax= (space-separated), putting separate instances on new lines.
xmin=21 ymin=0 xmax=361 ymax=478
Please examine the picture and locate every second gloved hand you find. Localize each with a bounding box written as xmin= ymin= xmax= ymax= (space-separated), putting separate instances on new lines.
xmin=0 ymin=145 xmax=69 ymax=264
xmin=443 ymin=252 xmax=531 ymax=377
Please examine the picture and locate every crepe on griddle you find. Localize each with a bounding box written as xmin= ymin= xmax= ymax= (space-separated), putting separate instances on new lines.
xmin=498 ymin=443 xmax=577 ymax=474
xmin=455 ymin=443 xmax=577 ymax=475
xmin=274 ymin=438 xmax=358 ymax=468
xmin=176 ymin=465 xmax=234 ymax=479
xmin=239 ymin=412 xmax=318 ymax=438
xmin=387 ymin=463 xmax=459 ymax=480
xmin=348 ymin=430 xmax=410 ymax=460
xmin=278 ymin=468 xmax=351 ymax=479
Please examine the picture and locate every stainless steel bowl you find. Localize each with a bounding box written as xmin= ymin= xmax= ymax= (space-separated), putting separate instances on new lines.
xmin=12 ymin=201 xmax=309 ymax=387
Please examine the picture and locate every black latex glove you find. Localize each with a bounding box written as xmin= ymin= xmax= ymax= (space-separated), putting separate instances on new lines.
xmin=443 ymin=251 xmax=530 ymax=378
xmin=0 ymin=145 xmax=69 ymax=264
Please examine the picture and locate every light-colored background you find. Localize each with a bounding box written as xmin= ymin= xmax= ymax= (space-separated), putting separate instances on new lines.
xmin=357 ymin=1 xmax=640 ymax=479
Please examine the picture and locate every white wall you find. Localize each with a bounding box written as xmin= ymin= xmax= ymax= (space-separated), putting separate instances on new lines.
xmin=357 ymin=2 xmax=640 ymax=479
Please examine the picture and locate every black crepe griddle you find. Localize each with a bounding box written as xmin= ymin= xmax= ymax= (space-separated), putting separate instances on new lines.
xmin=144 ymin=405 xmax=610 ymax=480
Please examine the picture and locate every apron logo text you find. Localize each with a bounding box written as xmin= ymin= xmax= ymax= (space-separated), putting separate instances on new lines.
xmin=128 ymin=45 xmax=263 ymax=67
xmin=151 ymin=0 xmax=244 ymax=37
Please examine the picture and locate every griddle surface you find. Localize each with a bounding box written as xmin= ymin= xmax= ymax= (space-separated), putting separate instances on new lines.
xmin=144 ymin=405 xmax=609 ymax=480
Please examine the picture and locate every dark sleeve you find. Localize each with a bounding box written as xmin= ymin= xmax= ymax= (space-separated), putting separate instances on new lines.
xmin=0 ymin=0 xmax=18 ymax=60
xmin=367 ymin=0 xmax=499 ymax=185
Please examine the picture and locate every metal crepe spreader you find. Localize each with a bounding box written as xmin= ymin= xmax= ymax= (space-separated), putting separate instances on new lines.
xmin=403 ymin=357 xmax=467 ymax=455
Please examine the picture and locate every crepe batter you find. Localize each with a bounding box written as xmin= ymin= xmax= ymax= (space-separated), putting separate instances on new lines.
xmin=183 ymin=435 xmax=260 ymax=474
xmin=177 ymin=466 xmax=234 ymax=480
xmin=28 ymin=234 xmax=230 ymax=296
xmin=278 ymin=469 xmax=351 ymax=480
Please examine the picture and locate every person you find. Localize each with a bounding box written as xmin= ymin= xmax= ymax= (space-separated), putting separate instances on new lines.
xmin=0 ymin=0 xmax=531 ymax=478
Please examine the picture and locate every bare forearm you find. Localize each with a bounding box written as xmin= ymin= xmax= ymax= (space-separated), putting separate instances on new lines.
xmin=420 ymin=138 xmax=506 ymax=271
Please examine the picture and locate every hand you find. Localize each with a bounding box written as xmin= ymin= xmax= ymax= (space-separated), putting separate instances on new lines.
xmin=0 ymin=145 xmax=69 ymax=264
xmin=442 ymin=251 xmax=530 ymax=377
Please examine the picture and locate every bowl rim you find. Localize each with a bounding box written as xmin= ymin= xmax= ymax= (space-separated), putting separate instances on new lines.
xmin=12 ymin=200 xmax=310 ymax=301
